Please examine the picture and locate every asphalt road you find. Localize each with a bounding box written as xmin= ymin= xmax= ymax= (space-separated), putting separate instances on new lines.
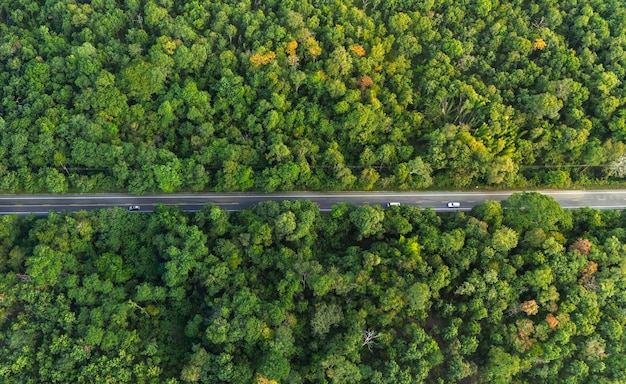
xmin=0 ymin=190 xmax=624 ymax=215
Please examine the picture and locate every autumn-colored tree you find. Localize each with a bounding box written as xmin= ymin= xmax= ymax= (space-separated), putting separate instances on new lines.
xmin=349 ymin=45 xmax=366 ymax=56
xmin=359 ymin=75 xmax=373 ymax=89
xmin=256 ymin=373 xmax=278 ymax=384
xmin=582 ymin=261 xmax=598 ymax=277
xmin=305 ymin=37 xmax=322 ymax=59
xmin=579 ymin=260 xmax=598 ymax=288
xmin=286 ymin=40 xmax=298 ymax=55
xmin=546 ymin=313 xmax=559 ymax=331
xmin=514 ymin=319 xmax=535 ymax=352
xmin=250 ymin=51 xmax=277 ymax=66
xmin=569 ymin=238 xmax=591 ymax=255
xmin=533 ymin=38 xmax=547 ymax=50
xmin=520 ymin=300 xmax=539 ymax=315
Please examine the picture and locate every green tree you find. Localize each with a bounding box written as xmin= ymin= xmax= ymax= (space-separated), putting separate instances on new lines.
xmin=349 ymin=205 xmax=385 ymax=239
xmin=503 ymin=192 xmax=572 ymax=234
xmin=311 ymin=303 xmax=343 ymax=337
xmin=491 ymin=226 xmax=519 ymax=254
xmin=407 ymin=282 xmax=431 ymax=316
xmin=482 ymin=347 xmax=522 ymax=383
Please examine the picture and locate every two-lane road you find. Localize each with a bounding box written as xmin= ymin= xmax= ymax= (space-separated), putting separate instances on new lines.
xmin=0 ymin=190 xmax=624 ymax=215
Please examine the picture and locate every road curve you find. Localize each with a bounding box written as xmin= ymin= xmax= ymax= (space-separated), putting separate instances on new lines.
xmin=0 ymin=190 xmax=624 ymax=215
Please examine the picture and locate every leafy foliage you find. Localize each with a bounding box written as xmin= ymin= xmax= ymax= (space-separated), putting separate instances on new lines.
xmin=0 ymin=0 xmax=625 ymax=193
xmin=0 ymin=194 xmax=625 ymax=382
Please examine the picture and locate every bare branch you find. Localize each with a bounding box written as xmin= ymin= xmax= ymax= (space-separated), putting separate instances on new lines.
xmin=532 ymin=16 xmax=547 ymax=29
xmin=610 ymin=154 xmax=626 ymax=178
xmin=128 ymin=299 xmax=149 ymax=316
xmin=134 ymin=14 xmax=143 ymax=29
xmin=362 ymin=329 xmax=382 ymax=351
xmin=440 ymin=98 xmax=449 ymax=116
xmin=17 ymin=274 xmax=32 ymax=282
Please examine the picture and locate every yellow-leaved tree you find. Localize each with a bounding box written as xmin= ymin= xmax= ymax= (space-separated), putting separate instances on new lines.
xmin=256 ymin=373 xmax=278 ymax=384
xmin=250 ymin=51 xmax=276 ymax=66
xmin=305 ymin=37 xmax=322 ymax=59
xmin=285 ymin=40 xmax=298 ymax=55
xmin=533 ymin=38 xmax=547 ymax=50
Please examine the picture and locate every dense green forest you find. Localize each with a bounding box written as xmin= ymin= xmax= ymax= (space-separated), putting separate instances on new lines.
xmin=0 ymin=193 xmax=625 ymax=382
xmin=1 ymin=0 xmax=626 ymax=193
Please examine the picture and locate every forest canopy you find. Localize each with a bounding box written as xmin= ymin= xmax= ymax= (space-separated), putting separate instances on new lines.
xmin=1 ymin=0 xmax=626 ymax=193
xmin=0 ymin=193 xmax=625 ymax=382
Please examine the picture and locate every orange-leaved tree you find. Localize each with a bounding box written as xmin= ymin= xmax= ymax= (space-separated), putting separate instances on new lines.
xmin=359 ymin=75 xmax=373 ymax=89
xmin=546 ymin=313 xmax=558 ymax=331
xmin=349 ymin=44 xmax=366 ymax=56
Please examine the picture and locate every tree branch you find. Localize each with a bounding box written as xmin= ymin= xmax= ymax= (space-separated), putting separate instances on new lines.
xmin=362 ymin=329 xmax=382 ymax=351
